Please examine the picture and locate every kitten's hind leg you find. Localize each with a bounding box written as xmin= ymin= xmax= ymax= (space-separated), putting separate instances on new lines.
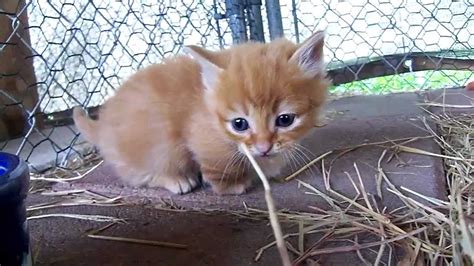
xmin=116 ymin=142 xmax=201 ymax=194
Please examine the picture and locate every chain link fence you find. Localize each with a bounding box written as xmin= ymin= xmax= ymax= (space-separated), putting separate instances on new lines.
xmin=1 ymin=0 xmax=473 ymax=171
xmin=282 ymin=0 xmax=474 ymax=95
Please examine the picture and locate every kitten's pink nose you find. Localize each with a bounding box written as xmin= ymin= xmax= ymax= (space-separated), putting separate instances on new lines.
xmin=255 ymin=142 xmax=273 ymax=156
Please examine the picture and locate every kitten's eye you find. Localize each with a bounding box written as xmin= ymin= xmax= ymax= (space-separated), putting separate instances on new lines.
xmin=276 ymin=114 xmax=296 ymax=127
xmin=231 ymin=118 xmax=249 ymax=131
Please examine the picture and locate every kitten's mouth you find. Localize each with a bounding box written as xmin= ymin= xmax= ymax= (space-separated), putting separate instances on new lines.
xmin=245 ymin=151 xmax=276 ymax=158
xmin=240 ymin=145 xmax=280 ymax=158
xmin=256 ymin=151 xmax=279 ymax=158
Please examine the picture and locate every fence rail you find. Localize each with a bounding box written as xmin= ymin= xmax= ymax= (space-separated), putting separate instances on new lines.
xmin=0 ymin=0 xmax=473 ymax=169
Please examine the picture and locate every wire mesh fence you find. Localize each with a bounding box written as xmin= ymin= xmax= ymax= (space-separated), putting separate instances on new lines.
xmin=1 ymin=0 xmax=233 ymax=170
xmin=282 ymin=0 xmax=474 ymax=95
xmin=0 ymin=0 xmax=473 ymax=170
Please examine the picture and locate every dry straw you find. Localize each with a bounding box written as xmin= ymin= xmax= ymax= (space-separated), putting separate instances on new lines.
xmin=241 ymin=144 xmax=292 ymax=266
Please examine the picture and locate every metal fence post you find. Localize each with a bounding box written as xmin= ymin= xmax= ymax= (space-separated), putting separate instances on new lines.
xmin=291 ymin=0 xmax=300 ymax=43
xmin=265 ymin=0 xmax=284 ymax=40
xmin=0 ymin=0 xmax=41 ymax=142
xmin=246 ymin=0 xmax=265 ymax=42
xmin=225 ymin=0 xmax=248 ymax=44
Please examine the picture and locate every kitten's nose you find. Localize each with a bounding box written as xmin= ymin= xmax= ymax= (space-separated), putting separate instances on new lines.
xmin=255 ymin=142 xmax=273 ymax=156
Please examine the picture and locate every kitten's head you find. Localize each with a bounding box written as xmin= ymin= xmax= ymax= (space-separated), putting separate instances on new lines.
xmin=185 ymin=31 xmax=330 ymax=158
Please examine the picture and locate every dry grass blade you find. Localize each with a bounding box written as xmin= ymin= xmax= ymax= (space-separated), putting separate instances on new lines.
xmin=27 ymin=189 xmax=125 ymax=212
xmin=400 ymin=186 xmax=448 ymax=207
xmin=327 ymin=189 xmax=390 ymax=225
xmin=307 ymin=227 xmax=426 ymax=256
xmin=388 ymin=188 xmax=452 ymax=226
xmin=85 ymin=222 xmax=187 ymax=250
xmin=456 ymin=194 xmax=474 ymax=262
xmin=87 ymin=234 xmax=187 ymax=249
xmin=354 ymin=235 xmax=371 ymax=266
xmin=87 ymin=222 xmax=118 ymax=235
xmin=286 ymin=241 xmax=303 ymax=257
xmin=417 ymin=102 xmax=474 ymax=109
xmin=27 ymin=213 xmax=125 ymax=223
xmin=285 ymin=151 xmax=332 ymax=181
xmin=27 ymin=197 xmax=124 ymax=212
xmin=395 ymin=144 xmax=473 ymax=162
xmin=285 ymin=136 xmax=433 ymax=182
xmin=298 ymin=221 xmax=305 ymax=253
xmin=353 ymin=163 xmax=373 ymax=212
xmin=254 ymin=234 xmax=292 ymax=261
xmin=374 ymin=238 xmax=386 ymax=265
xmin=398 ymin=240 xmax=423 ymax=266
xmin=40 ymin=189 xmax=86 ymax=196
xmin=297 ymin=180 xmax=340 ymax=211
xmin=293 ymin=229 xmax=335 ymax=265
xmin=241 ymin=144 xmax=291 ymax=266
xmin=30 ymin=158 xmax=103 ymax=183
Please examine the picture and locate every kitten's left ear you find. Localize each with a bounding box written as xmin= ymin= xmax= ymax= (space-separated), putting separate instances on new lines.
xmin=289 ymin=31 xmax=326 ymax=78
xmin=183 ymin=46 xmax=223 ymax=91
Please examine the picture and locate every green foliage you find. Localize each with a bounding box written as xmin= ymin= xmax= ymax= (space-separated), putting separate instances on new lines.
xmin=330 ymin=70 xmax=473 ymax=95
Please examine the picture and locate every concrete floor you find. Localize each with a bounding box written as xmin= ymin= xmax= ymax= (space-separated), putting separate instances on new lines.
xmin=28 ymin=194 xmax=403 ymax=266
xmin=24 ymin=88 xmax=474 ymax=265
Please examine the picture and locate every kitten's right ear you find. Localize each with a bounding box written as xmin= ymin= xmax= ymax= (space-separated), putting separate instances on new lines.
xmin=183 ymin=46 xmax=223 ymax=91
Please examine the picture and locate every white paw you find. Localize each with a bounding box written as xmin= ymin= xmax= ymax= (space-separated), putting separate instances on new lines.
xmin=166 ymin=176 xmax=200 ymax=194
xmin=211 ymin=178 xmax=253 ymax=195
xmin=149 ymin=175 xmax=200 ymax=194
xmin=225 ymin=183 xmax=248 ymax=195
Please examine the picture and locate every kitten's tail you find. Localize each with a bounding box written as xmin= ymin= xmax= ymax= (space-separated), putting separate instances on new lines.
xmin=73 ymin=107 xmax=99 ymax=144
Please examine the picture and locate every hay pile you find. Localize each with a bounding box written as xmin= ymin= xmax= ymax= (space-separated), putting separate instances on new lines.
xmin=251 ymin=111 xmax=473 ymax=265
xmin=431 ymin=113 xmax=473 ymax=264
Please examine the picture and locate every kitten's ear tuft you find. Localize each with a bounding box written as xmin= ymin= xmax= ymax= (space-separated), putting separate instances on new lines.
xmin=289 ymin=31 xmax=326 ymax=78
xmin=183 ymin=46 xmax=223 ymax=91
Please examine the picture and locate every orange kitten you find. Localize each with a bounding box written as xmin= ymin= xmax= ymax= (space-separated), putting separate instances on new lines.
xmin=73 ymin=31 xmax=330 ymax=195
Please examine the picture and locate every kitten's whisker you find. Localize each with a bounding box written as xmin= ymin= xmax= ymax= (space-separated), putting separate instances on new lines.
xmin=233 ymin=153 xmax=247 ymax=185
xmin=229 ymin=154 xmax=241 ymax=185
xmin=286 ymin=150 xmax=302 ymax=178
xmin=293 ymin=146 xmax=314 ymax=167
xmin=211 ymin=149 xmax=236 ymax=170
xmin=240 ymin=153 xmax=249 ymax=176
xmin=293 ymin=145 xmax=313 ymax=164
xmin=292 ymin=145 xmax=318 ymax=169
xmin=283 ymin=150 xmax=298 ymax=174
xmin=292 ymin=147 xmax=317 ymax=178
xmin=294 ymin=143 xmax=318 ymax=159
xmin=220 ymin=151 xmax=240 ymax=185
xmin=242 ymin=156 xmax=250 ymax=176
xmin=205 ymin=149 xmax=235 ymax=184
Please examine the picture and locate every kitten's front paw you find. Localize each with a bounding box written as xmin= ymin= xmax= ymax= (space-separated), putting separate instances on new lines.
xmin=149 ymin=175 xmax=200 ymax=195
xmin=208 ymin=178 xmax=253 ymax=195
